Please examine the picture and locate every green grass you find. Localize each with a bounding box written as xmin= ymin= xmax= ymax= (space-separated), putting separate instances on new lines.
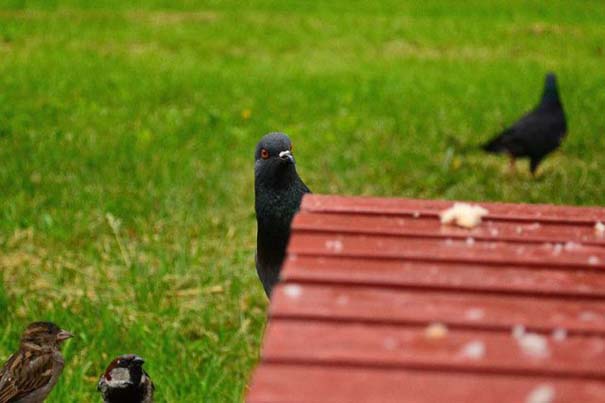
xmin=1 ymin=0 xmax=604 ymax=401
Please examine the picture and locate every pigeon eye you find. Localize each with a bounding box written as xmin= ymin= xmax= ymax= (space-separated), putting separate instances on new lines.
xmin=261 ymin=149 xmax=269 ymax=159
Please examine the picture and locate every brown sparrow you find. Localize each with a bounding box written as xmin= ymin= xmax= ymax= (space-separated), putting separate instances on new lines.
xmin=97 ymin=355 xmax=154 ymax=403
xmin=0 ymin=322 xmax=73 ymax=403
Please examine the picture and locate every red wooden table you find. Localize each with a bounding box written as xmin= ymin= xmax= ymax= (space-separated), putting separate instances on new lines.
xmin=247 ymin=195 xmax=605 ymax=403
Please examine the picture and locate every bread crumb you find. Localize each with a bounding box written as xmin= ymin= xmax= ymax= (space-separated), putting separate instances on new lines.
xmin=459 ymin=340 xmax=486 ymax=360
xmin=518 ymin=333 xmax=550 ymax=358
xmin=596 ymin=221 xmax=605 ymax=236
xmin=440 ymin=203 xmax=489 ymax=229
xmin=512 ymin=324 xmax=526 ymax=339
xmin=283 ymin=284 xmax=302 ymax=299
xmin=526 ymin=384 xmax=555 ymax=403
xmin=424 ymin=322 xmax=448 ymax=339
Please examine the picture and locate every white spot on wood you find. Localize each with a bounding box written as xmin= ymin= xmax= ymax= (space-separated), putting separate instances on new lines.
xmin=383 ymin=337 xmax=398 ymax=351
xmin=526 ymin=223 xmax=541 ymax=231
xmin=588 ymin=256 xmax=600 ymax=265
xmin=489 ymin=228 xmax=499 ymax=236
xmin=465 ymin=237 xmax=475 ymax=246
xmin=552 ymin=243 xmax=563 ymax=255
xmin=439 ymin=203 xmax=489 ymax=229
xmin=459 ymin=340 xmax=486 ymax=360
xmin=518 ymin=333 xmax=550 ymax=358
xmin=595 ymin=221 xmax=605 ymax=236
xmin=283 ymin=284 xmax=302 ymax=299
xmin=336 ymin=295 xmax=349 ymax=306
xmin=325 ymin=240 xmax=343 ymax=253
xmin=579 ymin=311 xmax=599 ymax=322
xmin=412 ymin=211 xmax=420 ymax=218
xmin=525 ymin=384 xmax=555 ymax=403
xmin=465 ymin=308 xmax=485 ymax=321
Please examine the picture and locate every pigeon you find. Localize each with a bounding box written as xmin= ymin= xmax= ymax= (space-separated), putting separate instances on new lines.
xmin=98 ymin=354 xmax=154 ymax=403
xmin=255 ymin=132 xmax=310 ymax=297
xmin=482 ymin=72 xmax=567 ymax=175
xmin=0 ymin=322 xmax=73 ymax=403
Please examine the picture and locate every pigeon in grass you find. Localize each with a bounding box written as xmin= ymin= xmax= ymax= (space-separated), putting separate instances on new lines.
xmin=482 ymin=73 xmax=567 ymax=175
xmin=98 ymin=354 xmax=154 ymax=403
xmin=255 ymin=132 xmax=310 ymax=297
xmin=0 ymin=322 xmax=73 ymax=403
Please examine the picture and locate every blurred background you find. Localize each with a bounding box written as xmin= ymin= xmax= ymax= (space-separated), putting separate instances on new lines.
xmin=1 ymin=0 xmax=604 ymax=401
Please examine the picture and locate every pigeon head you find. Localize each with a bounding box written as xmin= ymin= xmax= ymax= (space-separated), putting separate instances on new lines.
xmin=255 ymin=132 xmax=298 ymax=189
xmin=541 ymin=72 xmax=560 ymax=105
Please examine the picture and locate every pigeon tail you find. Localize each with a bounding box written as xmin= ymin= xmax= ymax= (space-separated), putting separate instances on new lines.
xmin=481 ymin=131 xmax=509 ymax=153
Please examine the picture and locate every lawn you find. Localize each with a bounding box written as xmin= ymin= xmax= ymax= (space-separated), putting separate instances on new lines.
xmin=1 ymin=0 xmax=604 ymax=401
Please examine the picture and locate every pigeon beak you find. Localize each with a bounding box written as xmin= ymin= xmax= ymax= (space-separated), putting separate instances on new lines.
xmin=56 ymin=330 xmax=73 ymax=342
xmin=279 ymin=150 xmax=295 ymax=164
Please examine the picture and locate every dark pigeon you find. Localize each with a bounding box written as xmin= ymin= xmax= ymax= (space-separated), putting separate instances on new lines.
xmin=482 ymin=72 xmax=567 ymax=175
xmin=254 ymin=132 xmax=310 ymax=297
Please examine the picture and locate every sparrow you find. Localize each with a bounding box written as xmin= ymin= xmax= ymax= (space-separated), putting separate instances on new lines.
xmin=482 ymin=72 xmax=567 ymax=175
xmin=0 ymin=321 xmax=73 ymax=403
xmin=255 ymin=132 xmax=311 ymax=297
xmin=98 ymin=354 xmax=154 ymax=403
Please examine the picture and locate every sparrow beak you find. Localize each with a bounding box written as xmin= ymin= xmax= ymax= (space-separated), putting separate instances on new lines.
xmin=279 ymin=150 xmax=295 ymax=164
xmin=132 ymin=356 xmax=145 ymax=366
xmin=56 ymin=330 xmax=73 ymax=342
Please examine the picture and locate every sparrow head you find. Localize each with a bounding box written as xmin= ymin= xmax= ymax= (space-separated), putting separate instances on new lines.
xmin=20 ymin=322 xmax=73 ymax=350
xmin=102 ymin=354 xmax=147 ymax=387
xmin=255 ymin=132 xmax=298 ymax=188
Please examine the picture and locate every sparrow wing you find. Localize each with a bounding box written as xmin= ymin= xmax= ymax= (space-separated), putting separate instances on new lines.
xmin=0 ymin=351 xmax=54 ymax=403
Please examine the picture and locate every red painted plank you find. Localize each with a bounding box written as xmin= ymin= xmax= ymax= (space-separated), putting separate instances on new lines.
xmin=271 ymin=284 xmax=605 ymax=335
xmin=301 ymin=195 xmax=605 ymax=225
xmin=247 ymin=364 xmax=605 ymax=403
xmin=288 ymin=232 xmax=605 ymax=270
xmin=281 ymin=256 xmax=605 ymax=298
xmin=262 ymin=320 xmax=605 ymax=378
xmin=292 ymin=212 xmax=605 ymax=246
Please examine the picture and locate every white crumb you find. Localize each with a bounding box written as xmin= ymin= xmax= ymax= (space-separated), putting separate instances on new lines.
xmin=412 ymin=211 xmax=420 ymax=218
xmin=518 ymin=332 xmax=550 ymax=358
xmin=595 ymin=221 xmax=605 ymax=236
xmin=440 ymin=203 xmax=489 ymax=229
xmin=325 ymin=240 xmax=343 ymax=253
xmin=465 ymin=237 xmax=475 ymax=246
xmin=465 ymin=308 xmax=485 ymax=321
xmin=512 ymin=324 xmax=526 ymax=339
xmin=588 ymin=256 xmax=600 ymax=265
xmin=283 ymin=284 xmax=302 ymax=299
xmin=526 ymin=384 xmax=555 ymax=403
xmin=459 ymin=340 xmax=486 ymax=360
xmin=424 ymin=322 xmax=448 ymax=339
xmin=564 ymin=241 xmax=580 ymax=251
xmin=552 ymin=328 xmax=567 ymax=342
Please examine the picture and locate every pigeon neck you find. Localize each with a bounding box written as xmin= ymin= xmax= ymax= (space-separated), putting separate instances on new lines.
xmin=540 ymin=79 xmax=560 ymax=107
